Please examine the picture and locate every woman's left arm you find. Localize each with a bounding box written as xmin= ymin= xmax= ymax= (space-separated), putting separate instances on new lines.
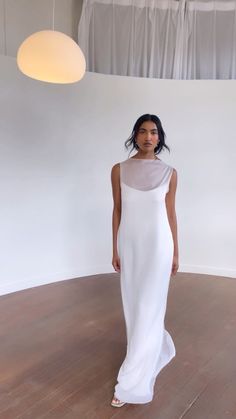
xmin=165 ymin=168 xmax=179 ymax=275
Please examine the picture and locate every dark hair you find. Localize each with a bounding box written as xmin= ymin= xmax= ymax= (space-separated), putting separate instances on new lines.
xmin=124 ymin=114 xmax=170 ymax=157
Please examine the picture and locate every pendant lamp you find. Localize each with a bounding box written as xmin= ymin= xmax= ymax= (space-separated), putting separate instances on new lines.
xmin=16 ymin=1 xmax=86 ymax=84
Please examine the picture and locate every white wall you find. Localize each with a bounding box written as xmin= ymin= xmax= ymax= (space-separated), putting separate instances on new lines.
xmin=0 ymin=54 xmax=236 ymax=295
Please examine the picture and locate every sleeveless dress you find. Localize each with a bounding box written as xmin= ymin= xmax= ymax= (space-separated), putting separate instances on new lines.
xmin=114 ymin=157 xmax=176 ymax=404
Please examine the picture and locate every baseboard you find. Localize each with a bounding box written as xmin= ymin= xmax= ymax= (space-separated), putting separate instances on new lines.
xmin=0 ymin=264 xmax=235 ymax=296
xmin=180 ymin=264 xmax=236 ymax=279
xmin=0 ymin=265 xmax=113 ymax=296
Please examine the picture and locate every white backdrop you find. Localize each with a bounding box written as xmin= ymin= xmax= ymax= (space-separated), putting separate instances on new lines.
xmin=0 ymin=54 xmax=235 ymax=295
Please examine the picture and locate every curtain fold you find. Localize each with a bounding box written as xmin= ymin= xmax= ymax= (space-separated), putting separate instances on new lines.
xmin=78 ymin=0 xmax=236 ymax=79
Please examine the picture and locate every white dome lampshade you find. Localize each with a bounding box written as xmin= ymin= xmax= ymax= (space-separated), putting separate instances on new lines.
xmin=17 ymin=30 xmax=86 ymax=84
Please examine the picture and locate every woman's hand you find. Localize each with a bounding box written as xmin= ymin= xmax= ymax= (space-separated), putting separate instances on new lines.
xmin=112 ymin=254 xmax=121 ymax=273
xmin=171 ymin=255 xmax=179 ymax=275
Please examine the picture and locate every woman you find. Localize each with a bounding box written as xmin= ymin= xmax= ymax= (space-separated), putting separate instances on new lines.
xmin=110 ymin=114 xmax=179 ymax=407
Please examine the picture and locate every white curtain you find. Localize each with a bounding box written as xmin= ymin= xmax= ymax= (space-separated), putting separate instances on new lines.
xmin=78 ymin=0 xmax=236 ymax=79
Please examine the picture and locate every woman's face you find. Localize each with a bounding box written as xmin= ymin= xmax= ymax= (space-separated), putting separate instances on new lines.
xmin=135 ymin=121 xmax=159 ymax=151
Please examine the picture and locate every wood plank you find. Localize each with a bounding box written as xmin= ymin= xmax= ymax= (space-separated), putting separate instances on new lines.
xmin=0 ymin=273 xmax=235 ymax=418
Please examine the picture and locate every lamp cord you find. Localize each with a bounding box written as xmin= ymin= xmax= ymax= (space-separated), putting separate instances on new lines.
xmin=52 ymin=0 xmax=55 ymax=31
xmin=3 ymin=0 xmax=7 ymax=55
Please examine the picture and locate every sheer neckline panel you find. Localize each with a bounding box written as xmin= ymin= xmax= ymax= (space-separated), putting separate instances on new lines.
xmin=120 ymin=158 xmax=173 ymax=191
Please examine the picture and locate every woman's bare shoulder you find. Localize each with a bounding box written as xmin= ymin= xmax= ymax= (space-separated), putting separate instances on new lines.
xmin=111 ymin=163 xmax=121 ymax=183
xmin=111 ymin=162 xmax=120 ymax=170
xmin=111 ymin=161 xmax=124 ymax=174
xmin=169 ymin=168 xmax=178 ymax=190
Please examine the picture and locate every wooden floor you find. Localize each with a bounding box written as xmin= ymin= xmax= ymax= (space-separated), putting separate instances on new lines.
xmin=0 ymin=272 xmax=236 ymax=419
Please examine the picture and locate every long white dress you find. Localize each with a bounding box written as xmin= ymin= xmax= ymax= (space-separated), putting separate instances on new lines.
xmin=114 ymin=157 xmax=176 ymax=404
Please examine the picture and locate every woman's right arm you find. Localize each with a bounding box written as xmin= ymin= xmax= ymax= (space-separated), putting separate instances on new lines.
xmin=111 ymin=163 xmax=121 ymax=272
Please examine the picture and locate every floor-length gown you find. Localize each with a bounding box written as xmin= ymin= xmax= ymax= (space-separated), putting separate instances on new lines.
xmin=114 ymin=157 xmax=176 ymax=404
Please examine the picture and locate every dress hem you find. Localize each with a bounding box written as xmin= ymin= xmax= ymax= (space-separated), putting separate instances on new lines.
xmin=114 ymin=349 xmax=176 ymax=404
